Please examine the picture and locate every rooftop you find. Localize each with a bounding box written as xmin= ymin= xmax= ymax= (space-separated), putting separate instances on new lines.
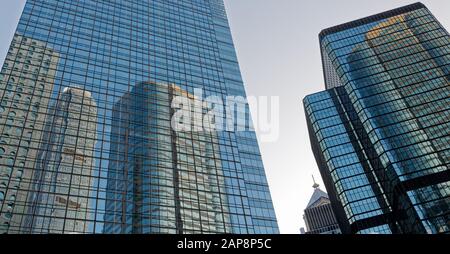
xmin=319 ymin=2 xmax=426 ymax=40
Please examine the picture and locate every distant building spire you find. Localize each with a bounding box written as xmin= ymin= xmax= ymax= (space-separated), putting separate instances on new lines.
xmin=312 ymin=175 xmax=320 ymax=189
xmin=303 ymin=175 xmax=341 ymax=234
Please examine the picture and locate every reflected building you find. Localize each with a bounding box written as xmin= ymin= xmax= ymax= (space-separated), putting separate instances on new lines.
xmin=304 ymin=3 xmax=450 ymax=234
xmin=104 ymin=82 xmax=230 ymax=234
xmin=0 ymin=34 xmax=59 ymax=234
xmin=22 ymin=87 xmax=97 ymax=233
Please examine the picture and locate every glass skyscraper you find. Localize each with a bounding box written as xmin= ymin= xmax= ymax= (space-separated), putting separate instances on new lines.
xmin=0 ymin=0 xmax=278 ymax=234
xmin=304 ymin=3 xmax=449 ymax=234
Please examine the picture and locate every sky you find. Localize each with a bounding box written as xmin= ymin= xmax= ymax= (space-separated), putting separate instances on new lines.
xmin=0 ymin=0 xmax=449 ymax=234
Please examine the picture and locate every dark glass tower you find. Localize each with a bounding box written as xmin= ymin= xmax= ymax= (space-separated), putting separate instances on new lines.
xmin=0 ymin=0 xmax=278 ymax=234
xmin=304 ymin=3 xmax=450 ymax=234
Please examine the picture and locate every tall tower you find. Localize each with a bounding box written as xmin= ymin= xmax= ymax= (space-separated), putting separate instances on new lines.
xmin=0 ymin=0 xmax=278 ymax=234
xmin=301 ymin=176 xmax=340 ymax=234
xmin=22 ymin=87 xmax=97 ymax=233
xmin=104 ymin=82 xmax=231 ymax=234
xmin=0 ymin=34 xmax=60 ymax=234
xmin=304 ymin=3 xmax=450 ymax=234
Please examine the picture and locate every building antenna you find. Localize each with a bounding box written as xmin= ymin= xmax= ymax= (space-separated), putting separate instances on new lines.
xmin=312 ymin=175 xmax=319 ymax=189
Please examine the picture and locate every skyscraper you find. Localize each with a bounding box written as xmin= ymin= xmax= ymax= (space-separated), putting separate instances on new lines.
xmin=22 ymin=87 xmax=97 ymax=234
xmin=0 ymin=34 xmax=60 ymax=233
xmin=302 ymin=179 xmax=340 ymax=234
xmin=104 ymin=82 xmax=231 ymax=234
xmin=304 ymin=3 xmax=449 ymax=234
xmin=0 ymin=0 xmax=278 ymax=234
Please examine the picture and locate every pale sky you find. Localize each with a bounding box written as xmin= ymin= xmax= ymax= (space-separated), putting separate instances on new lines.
xmin=0 ymin=0 xmax=449 ymax=234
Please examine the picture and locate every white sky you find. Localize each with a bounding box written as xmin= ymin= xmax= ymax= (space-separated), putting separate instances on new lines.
xmin=0 ymin=0 xmax=449 ymax=234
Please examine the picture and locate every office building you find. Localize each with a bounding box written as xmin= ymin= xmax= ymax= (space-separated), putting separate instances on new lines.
xmin=302 ymin=179 xmax=340 ymax=234
xmin=22 ymin=87 xmax=97 ymax=234
xmin=0 ymin=34 xmax=60 ymax=233
xmin=0 ymin=0 xmax=278 ymax=234
xmin=103 ymin=82 xmax=230 ymax=234
xmin=304 ymin=3 xmax=450 ymax=234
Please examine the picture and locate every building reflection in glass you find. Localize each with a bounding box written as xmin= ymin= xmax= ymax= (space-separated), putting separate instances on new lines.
xmin=0 ymin=34 xmax=60 ymax=233
xmin=104 ymin=82 xmax=230 ymax=234
xmin=22 ymin=87 xmax=97 ymax=234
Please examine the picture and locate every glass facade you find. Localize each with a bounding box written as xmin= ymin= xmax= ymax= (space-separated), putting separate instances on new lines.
xmin=305 ymin=3 xmax=449 ymax=234
xmin=0 ymin=0 xmax=278 ymax=234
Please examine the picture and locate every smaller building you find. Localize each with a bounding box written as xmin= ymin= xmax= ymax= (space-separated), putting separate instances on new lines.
xmin=302 ymin=178 xmax=340 ymax=234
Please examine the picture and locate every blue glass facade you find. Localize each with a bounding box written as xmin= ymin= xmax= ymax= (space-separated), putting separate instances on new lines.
xmin=305 ymin=3 xmax=450 ymax=234
xmin=0 ymin=0 xmax=278 ymax=234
